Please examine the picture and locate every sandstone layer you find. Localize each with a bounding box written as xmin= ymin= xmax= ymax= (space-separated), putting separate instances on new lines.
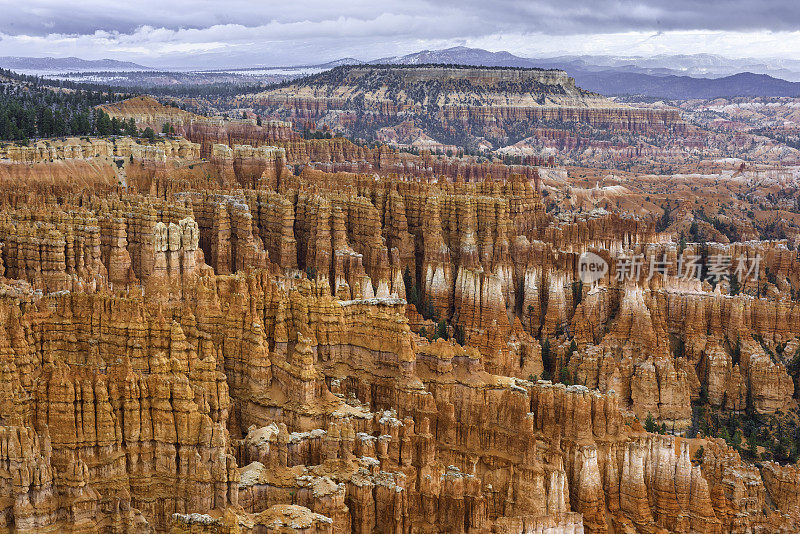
xmin=0 ymin=133 xmax=796 ymax=534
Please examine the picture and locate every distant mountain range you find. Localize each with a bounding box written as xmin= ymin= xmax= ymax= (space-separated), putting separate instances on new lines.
xmin=365 ymin=47 xmax=800 ymax=99
xmin=8 ymin=49 xmax=800 ymax=99
xmin=375 ymin=47 xmax=800 ymax=81
xmin=0 ymin=56 xmax=152 ymax=72
xmin=373 ymin=47 xmax=531 ymax=68
xmin=574 ymin=71 xmax=800 ymax=99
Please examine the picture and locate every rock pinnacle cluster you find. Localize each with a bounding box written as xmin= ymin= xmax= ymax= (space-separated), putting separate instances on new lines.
xmin=0 ymin=89 xmax=797 ymax=534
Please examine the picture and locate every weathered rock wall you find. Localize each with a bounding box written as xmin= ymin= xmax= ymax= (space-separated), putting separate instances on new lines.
xmin=0 ymin=137 xmax=798 ymax=532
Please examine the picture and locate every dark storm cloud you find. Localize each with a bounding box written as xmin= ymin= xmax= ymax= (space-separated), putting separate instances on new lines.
xmin=2 ymin=0 xmax=800 ymax=66
xmin=3 ymin=0 xmax=800 ymax=37
xmin=0 ymin=1 xmax=432 ymax=36
xmin=433 ymin=0 xmax=800 ymax=34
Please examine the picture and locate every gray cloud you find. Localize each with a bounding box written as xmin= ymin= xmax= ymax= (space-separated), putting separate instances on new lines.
xmin=4 ymin=0 xmax=800 ymax=36
xmin=1 ymin=0 xmax=800 ymax=67
xmin=446 ymin=0 xmax=800 ymax=34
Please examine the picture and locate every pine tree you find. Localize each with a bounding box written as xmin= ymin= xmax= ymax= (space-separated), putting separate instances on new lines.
xmin=559 ymin=366 xmax=571 ymax=385
xmin=644 ymin=412 xmax=657 ymax=433
xmin=111 ymin=117 xmax=122 ymax=135
xmin=123 ymin=118 xmax=138 ymax=136
xmin=541 ymin=338 xmax=551 ymax=380
xmin=402 ymin=267 xmax=416 ymax=306
xmin=732 ymin=429 xmax=743 ymax=449
xmin=693 ymin=446 xmax=705 ymax=463
xmin=95 ymin=109 xmax=112 ymax=136
xmin=747 ymin=439 xmax=758 ymax=459
xmin=656 ymin=204 xmax=671 ymax=232
xmin=436 ymin=319 xmax=448 ymax=341
xmin=729 ymin=275 xmax=741 ymax=296
xmin=454 ymin=324 xmax=465 ymax=345
xmin=422 ymin=299 xmax=438 ymax=322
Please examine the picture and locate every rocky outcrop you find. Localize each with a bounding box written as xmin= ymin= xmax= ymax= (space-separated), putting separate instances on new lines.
xmin=100 ymin=96 xmax=295 ymax=160
xmin=248 ymin=65 xmax=686 ymax=164
xmin=183 ymin=119 xmax=295 ymax=159
xmin=0 ymin=136 xmax=200 ymax=163
xmin=0 ymin=248 xmax=786 ymax=532
xmin=251 ymin=66 xmax=684 ymax=135
xmin=0 ymin=127 xmax=798 ymax=533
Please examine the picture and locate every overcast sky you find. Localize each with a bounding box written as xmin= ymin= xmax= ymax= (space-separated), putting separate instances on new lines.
xmin=2 ymin=0 xmax=800 ymax=68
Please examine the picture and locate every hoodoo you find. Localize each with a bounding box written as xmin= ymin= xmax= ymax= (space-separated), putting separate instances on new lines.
xmin=1 ymin=30 xmax=800 ymax=534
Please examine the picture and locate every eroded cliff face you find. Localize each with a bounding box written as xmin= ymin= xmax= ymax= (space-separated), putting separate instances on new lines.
xmin=247 ymin=66 xmax=685 ymax=133
xmin=0 ymin=135 xmax=200 ymax=163
xmin=99 ymin=96 xmax=295 ymax=159
xmin=0 ymin=273 xmax=794 ymax=533
xmin=0 ymin=135 xmax=797 ymax=533
xmin=240 ymin=65 xmax=687 ymax=164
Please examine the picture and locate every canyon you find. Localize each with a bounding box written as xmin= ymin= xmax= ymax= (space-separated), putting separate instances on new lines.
xmin=0 ymin=63 xmax=799 ymax=533
xmin=0 ymin=124 xmax=798 ymax=533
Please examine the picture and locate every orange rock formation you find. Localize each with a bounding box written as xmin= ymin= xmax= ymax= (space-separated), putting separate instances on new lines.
xmin=0 ymin=134 xmax=796 ymax=534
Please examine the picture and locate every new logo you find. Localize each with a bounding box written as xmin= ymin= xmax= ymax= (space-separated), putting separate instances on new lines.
xmin=578 ymin=252 xmax=608 ymax=283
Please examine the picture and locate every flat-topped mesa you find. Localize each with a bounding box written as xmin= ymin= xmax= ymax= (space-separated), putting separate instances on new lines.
xmin=335 ymin=64 xmax=577 ymax=87
xmin=250 ymin=64 xmax=686 ymax=147
xmin=269 ymin=65 xmax=588 ymax=109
